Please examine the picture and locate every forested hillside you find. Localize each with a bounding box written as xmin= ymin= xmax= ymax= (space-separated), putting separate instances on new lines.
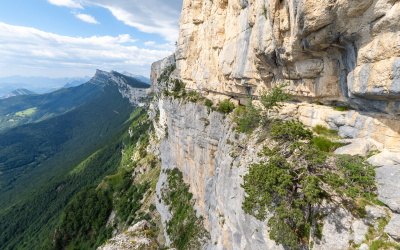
xmin=0 ymin=81 xmax=102 ymax=132
xmin=0 ymin=81 xmax=145 ymax=250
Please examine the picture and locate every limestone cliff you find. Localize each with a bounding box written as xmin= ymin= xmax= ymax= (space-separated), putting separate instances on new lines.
xmin=148 ymin=1 xmax=400 ymax=249
xmin=174 ymin=0 xmax=400 ymax=115
xmin=152 ymin=95 xmax=399 ymax=250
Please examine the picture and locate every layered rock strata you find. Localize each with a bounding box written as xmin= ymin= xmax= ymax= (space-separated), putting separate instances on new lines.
xmin=175 ymin=0 xmax=400 ymax=114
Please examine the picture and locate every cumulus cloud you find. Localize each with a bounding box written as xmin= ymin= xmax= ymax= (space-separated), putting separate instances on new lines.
xmin=48 ymin=0 xmax=183 ymax=43
xmin=0 ymin=22 xmax=172 ymax=77
xmin=75 ymin=13 xmax=100 ymax=24
xmin=144 ymin=41 xmax=175 ymax=50
xmin=48 ymin=0 xmax=83 ymax=9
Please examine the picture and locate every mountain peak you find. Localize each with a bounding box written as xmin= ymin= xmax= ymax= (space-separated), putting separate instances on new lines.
xmin=1 ymin=88 xmax=36 ymax=99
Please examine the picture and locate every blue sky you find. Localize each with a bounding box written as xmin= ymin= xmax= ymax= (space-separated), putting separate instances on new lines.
xmin=0 ymin=0 xmax=182 ymax=78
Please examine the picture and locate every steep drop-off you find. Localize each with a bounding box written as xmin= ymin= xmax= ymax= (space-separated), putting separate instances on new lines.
xmin=0 ymin=71 xmax=151 ymax=250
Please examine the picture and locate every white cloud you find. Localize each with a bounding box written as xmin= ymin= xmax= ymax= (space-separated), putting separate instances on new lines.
xmin=145 ymin=41 xmax=175 ymax=50
xmin=0 ymin=22 xmax=172 ymax=77
xmin=48 ymin=0 xmax=83 ymax=9
xmin=75 ymin=13 xmax=100 ymax=24
xmin=47 ymin=0 xmax=182 ymax=43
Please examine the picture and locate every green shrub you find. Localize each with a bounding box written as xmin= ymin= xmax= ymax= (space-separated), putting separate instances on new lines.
xmin=188 ymin=91 xmax=201 ymax=103
xmin=270 ymin=120 xmax=313 ymax=142
xmin=149 ymin=203 xmax=156 ymax=212
xmin=259 ymin=84 xmax=292 ymax=112
xmin=205 ymin=99 xmax=213 ymax=108
xmin=242 ymin=118 xmax=376 ymax=248
xmin=218 ymin=99 xmax=235 ymax=114
xmin=235 ymin=84 xmax=292 ymax=133
xmin=236 ymin=96 xmax=261 ymax=133
xmin=172 ymin=80 xmax=186 ymax=92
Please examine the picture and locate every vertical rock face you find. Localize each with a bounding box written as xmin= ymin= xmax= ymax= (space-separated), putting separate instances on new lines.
xmin=154 ymin=98 xmax=394 ymax=250
xmin=150 ymin=54 xmax=176 ymax=91
xmin=174 ymin=0 xmax=400 ymax=114
xmin=149 ymin=1 xmax=400 ymax=249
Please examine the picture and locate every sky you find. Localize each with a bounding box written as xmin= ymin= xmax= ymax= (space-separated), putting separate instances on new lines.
xmin=0 ymin=0 xmax=183 ymax=78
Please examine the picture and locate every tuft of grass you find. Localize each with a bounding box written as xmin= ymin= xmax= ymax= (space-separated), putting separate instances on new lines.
xmin=334 ymin=106 xmax=349 ymax=111
xmin=367 ymin=150 xmax=381 ymax=159
xmin=312 ymin=136 xmax=343 ymax=152
xmin=312 ymin=125 xmax=338 ymax=136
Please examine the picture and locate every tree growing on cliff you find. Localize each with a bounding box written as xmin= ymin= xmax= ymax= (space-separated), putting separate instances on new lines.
xmin=237 ymin=83 xmax=292 ymax=132
xmin=241 ymin=119 xmax=377 ymax=249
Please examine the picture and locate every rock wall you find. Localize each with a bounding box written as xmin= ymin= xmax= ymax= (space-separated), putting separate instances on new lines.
xmin=149 ymin=1 xmax=400 ymax=249
xmin=174 ymin=0 xmax=400 ymax=114
xmin=150 ymin=54 xmax=176 ymax=91
xmin=279 ymin=103 xmax=400 ymax=150
xmin=154 ymin=98 xmax=396 ymax=250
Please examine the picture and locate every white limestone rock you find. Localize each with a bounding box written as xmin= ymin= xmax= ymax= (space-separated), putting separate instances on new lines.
xmin=384 ymin=214 xmax=400 ymax=241
xmin=376 ymin=165 xmax=400 ymax=213
xmin=334 ymin=139 xmax=383 ymax=157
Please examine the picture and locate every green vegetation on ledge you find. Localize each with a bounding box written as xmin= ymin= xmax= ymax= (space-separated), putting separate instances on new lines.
xmin=241 ymin=118 xmax=378 ymax=249
xmin=161 ymin=168 xmax=210 ymax=250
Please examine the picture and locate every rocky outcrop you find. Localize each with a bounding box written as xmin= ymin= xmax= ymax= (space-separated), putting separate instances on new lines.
xmin=385 ymin=214 xmax=400 ymax=241
xmin=94 ymin=70 xmax=150 ymax=107
xmin=376 ymin=165 xmax=400 ymax=213
xmin=174 ymin=0 xmax=400 ymax=114
xmin=150 ymin=54 xmax=176 ymax=91
xmin=97 ymin=220 xmax=158 ymax=250
xmin=277 ymin=103 xmax=400 ymax=149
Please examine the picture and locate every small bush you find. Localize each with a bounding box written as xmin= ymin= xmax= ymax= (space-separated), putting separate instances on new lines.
xmin=172 ymin=80 xmax=185 ymax=92
xmin=218 ymin=99 xmax=235 ymax=114
xmin=259 ymin=84 xmax=292 ymax=112
xmin=205 ymin=99 xmax=213 ymax=108
xmin=188 ymin=91 xmax=201 ymax=103
xmin=236 ymin=96 xmax=261 ymax=133
xmin=149 ymin=203 xmax=156 ymax=212
xmin=270 ymin=120 xmax=313 ymax=142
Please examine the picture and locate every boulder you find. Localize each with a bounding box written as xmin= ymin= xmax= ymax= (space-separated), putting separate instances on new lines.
xmin=352 ymin=220 xmax=368 ymax=244
xmin=375 ymin=165 xmax=400 ymax=213
xmin=334 ymin=139 xmax=383 ymax=157
xmin=384 ymin=214 xmax=400 ymax=241
xmin=359 ymin=243 xmax=369 ymax=250
xmin=368 ymin=150 xmax=400 ymax=167
xmin=365 ymin=205 xmax=387 ymax=225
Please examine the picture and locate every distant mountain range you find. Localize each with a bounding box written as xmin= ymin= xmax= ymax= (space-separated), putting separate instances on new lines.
xmin=0 ymin=89 xmax=36 ymax=99
xmin=0 ymin=73 xmax=150 ymax=97
xmin=122 ymin=71 xmax=150 ymax=84
xmin=0 ymin=75 xmax=92 ymax=96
